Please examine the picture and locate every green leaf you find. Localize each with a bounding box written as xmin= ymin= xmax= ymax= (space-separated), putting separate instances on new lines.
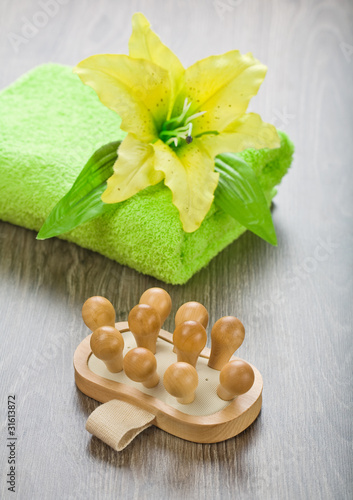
xmin=37 ymin=141 xmax=121 ymax=240
xmin=214 ymin=153 xmax=277 ymax=245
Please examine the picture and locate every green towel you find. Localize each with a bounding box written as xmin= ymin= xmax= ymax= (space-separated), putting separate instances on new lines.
xmin=0 ymin=64 xmax=294 ymax=284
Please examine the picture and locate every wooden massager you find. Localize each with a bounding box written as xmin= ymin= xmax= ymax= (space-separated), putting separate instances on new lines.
xmin=74 ymin=287 xmax=263 ymax=444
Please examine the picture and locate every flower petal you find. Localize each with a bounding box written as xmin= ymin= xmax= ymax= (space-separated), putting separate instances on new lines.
xmin=102 ymin=134 xmax=163 ymax=203
xmin=74 ymin=54 xmax=170 ymax=141
xmin=179 ymin=51 xmax=267 ymax=135
xmin=152 ymin=140 xmax=219 ymax=232
xmin=198 ymin=113 xmax=280 ymax=157
xmin=129 ymin=12 xmax=184 ymax=118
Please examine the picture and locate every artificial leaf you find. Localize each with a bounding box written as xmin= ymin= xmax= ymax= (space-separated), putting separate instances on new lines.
xmin=37 ymin=141 xmax=121 ymax=240
xmin=214 ymin=153 xmax=277 ymax=245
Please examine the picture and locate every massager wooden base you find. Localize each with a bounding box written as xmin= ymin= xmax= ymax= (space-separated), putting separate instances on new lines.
xmin=74 ymin=321 xmax=263 ymax=444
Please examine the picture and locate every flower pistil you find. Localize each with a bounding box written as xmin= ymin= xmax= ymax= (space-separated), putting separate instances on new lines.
xmin=159 ymin=98 xmax=207 ymax=147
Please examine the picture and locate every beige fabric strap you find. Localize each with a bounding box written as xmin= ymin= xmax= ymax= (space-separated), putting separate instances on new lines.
xmin=86 ymin=399 xmax=155 ymax=451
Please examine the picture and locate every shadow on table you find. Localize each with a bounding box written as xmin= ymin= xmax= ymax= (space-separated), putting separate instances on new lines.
xmin=85 ymin=406 xmax=262 ymax=489
xmin=0 ymin=217 xmax=281 ymax=315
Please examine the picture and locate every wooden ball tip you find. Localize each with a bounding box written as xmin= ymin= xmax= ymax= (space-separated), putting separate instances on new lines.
xmin=82 ymin=296 xmax=116 ymax=331
xmin=219 ymin=360 xmax=255 ymax=397
xmin=139 ymin=288 xmax=172 ymax=324
xmin=123 ymin=347 xmax=158 ymax=382
xmin=163 ymin=362 xmax=198 ymax=399
xmin=212 ymin=316 xmax=245 ymax=340
xmin=90 ymin=326 xmax=124 ymax=361
xmin=128 ymin=304 xmax=161 ymax=335
xmin=173 ymin=321 xmax=207 ymax=351
xmin=208 ymin=316 xmax=245 ymax=370
xmin=175 ymin=301 xmax=209 ymax=329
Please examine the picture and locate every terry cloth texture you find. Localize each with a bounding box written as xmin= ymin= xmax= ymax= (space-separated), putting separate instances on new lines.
xmin=0 ymin=64 xmax=294 ymax=284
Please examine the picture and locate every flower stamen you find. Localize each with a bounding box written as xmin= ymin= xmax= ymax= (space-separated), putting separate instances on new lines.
xmin=160 ymin=99 xmax=205 ymax=147
xmin=185 ymin=110 xmax=206 ymax=125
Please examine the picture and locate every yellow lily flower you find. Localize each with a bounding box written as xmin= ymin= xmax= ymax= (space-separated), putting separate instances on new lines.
xmin=74 ymin=12 xmax=280 ymax=232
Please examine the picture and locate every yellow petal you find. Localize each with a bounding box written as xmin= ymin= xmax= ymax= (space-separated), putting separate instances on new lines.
xmin=74 ymin=54 xmax=170 ymax=142
xmin=198 ymin=113 xmax=280 ymax=157
xmin=129 ymin=12 xmax=184 ymax=118
xmin=152 ymin=140 xmax=219 ymax=232
xmin=179 ymin=51 xmax=267 ymax=135
xmin=102 ymin=134 xmax=163 ymax=203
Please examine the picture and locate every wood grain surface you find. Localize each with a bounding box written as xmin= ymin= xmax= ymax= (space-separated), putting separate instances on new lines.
xmin=0 ymin=0 xmax=352 ymax=499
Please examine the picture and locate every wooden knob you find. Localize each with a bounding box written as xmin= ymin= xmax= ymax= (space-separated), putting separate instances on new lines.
xmin=208 ymin=317 xmax=245 ymax=370
xmin=173 ymin=321 xmax=207 ymax=367
xmin=128 ymin=304 xmax=161 ymax=354
xmin=139 ymin=287 xmax=172 ymax=325
xmin=123 ymin=347 xmax=159 ymax=388
xmin=163 ymin=362 xmax=198 ymax=404
xmin=217 ymin=360 xmax=255 ymax=401
xmin=90 ymin=326 xmax=124 ymax=373
xmin=175 ymin=302 xmax=209 ymax=329
xmin=82 ymin=296 xmax=115 ymax=331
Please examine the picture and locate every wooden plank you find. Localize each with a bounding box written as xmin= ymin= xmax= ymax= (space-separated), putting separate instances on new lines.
xmin=0 ymin=0 xmax=352 ymax=499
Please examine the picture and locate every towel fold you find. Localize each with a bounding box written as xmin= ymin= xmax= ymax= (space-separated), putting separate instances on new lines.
xmin=0 ymin=64 xmax=294 ymax=284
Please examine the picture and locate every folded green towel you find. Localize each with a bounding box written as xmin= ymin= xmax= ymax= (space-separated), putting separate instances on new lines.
xmin=0 ymin=64 xmax=294 ymax=284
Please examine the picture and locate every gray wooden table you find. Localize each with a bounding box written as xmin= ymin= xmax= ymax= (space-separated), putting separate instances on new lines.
xmin=1 ymin=1 xmax=352 ymax=499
